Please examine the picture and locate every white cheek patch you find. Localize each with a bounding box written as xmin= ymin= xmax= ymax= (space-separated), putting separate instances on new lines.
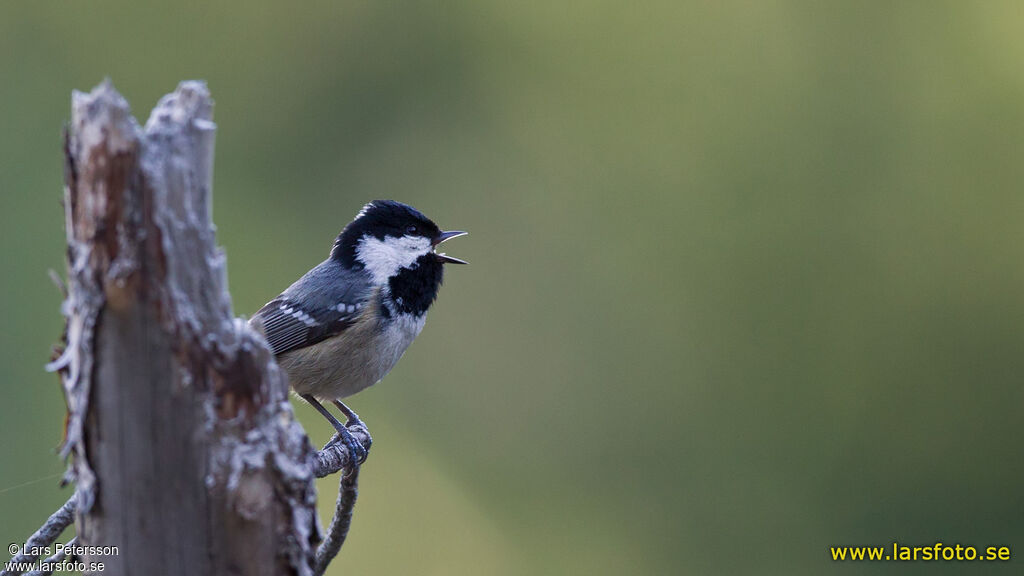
xmin=356 ymin=235 xmax=432 ymax=283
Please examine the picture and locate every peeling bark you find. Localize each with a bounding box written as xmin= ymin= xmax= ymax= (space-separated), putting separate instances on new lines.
xmin=52 ymin=81 xmax=321 ymax=575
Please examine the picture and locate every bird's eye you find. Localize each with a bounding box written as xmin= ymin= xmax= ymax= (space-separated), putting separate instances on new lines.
xmin=406 ymin=225 xmax=418 ymax=235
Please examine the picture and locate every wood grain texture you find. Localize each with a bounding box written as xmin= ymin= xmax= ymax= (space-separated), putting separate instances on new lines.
xmin=58 ymin=81 xmax=320 ymax=576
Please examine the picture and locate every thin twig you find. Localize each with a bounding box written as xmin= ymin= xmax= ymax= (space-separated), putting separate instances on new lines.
xmin=314 ymin=467 xmax=360 ymax=576
xmin=310 ymin=420 xmax=370 ymax=575
xmin=24 ymin=537 xmax=76 ymax=576
xmin=47 ymin=270 xmax=67 ymax=299
xmin=1 ymin=495 xmax=76 ymax=576
xmin=312 ymin=423 xmax=371 ymax=478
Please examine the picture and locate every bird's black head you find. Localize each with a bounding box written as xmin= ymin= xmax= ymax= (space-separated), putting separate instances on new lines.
xmin=335 ymin=200 xmax=440 ymax=254
xmin=331 ymin=200 xmax=467 ymax=314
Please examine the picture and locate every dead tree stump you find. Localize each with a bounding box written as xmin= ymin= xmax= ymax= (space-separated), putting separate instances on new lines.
xmin=53 ymin=80 xmax=323 ymax=575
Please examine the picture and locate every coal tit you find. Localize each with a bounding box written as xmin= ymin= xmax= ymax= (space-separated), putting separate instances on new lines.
xmin=250 ymin=200 xmax=467 ymax=464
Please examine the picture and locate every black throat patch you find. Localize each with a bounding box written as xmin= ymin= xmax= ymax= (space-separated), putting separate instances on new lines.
xmin=388 ymin=254 xmax=444 ymax=316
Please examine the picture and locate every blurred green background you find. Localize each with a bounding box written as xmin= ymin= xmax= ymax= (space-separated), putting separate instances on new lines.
xmin=2 ymin=1 xmax=1024 ymax=574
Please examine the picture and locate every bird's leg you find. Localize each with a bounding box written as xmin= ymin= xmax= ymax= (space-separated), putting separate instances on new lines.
xmin=334 ymin=399 xmax=372 ymax=453
xmin=302 ymin=394 xmax=345 ymax=430
xmin=332 ymin=400 xmax=362 ymax=426
xmin=302 ymin=394 xmax=367 ymax=467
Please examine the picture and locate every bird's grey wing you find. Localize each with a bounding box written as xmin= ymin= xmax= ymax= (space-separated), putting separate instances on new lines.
xmin=250 ymin=261 xmax=373 ymax=356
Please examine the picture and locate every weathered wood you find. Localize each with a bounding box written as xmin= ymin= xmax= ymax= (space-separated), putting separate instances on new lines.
xmin=55 ymin=81 xmax=321 ymax=575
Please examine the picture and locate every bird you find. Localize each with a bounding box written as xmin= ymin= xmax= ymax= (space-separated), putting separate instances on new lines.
xmin=250 ymin=200 xmax=467 ymax=465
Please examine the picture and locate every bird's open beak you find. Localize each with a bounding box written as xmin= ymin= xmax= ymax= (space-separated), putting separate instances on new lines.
xmin=433 ymin=230 xmax=468 ymax=264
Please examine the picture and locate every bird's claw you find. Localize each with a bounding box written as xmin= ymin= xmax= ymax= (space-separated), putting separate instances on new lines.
xmin=325 ymin=423 xmax=370 ymax=467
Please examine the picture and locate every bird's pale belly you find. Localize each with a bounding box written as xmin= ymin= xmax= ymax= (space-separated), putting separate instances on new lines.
xmin=278 ymin=312 xmax=426 ymax=401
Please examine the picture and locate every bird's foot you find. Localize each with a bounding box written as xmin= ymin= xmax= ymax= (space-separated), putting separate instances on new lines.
xmin=333 ymin=400 xmax=372 ymax=453
xmin=303 ymin=393 xmax=370 ymax=468
xmin=325 ymin=422 xmax=369 ymax=467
